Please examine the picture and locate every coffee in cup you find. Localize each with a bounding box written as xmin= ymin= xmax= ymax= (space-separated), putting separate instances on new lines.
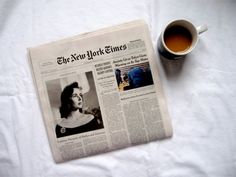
xmin=158 ymin=19 xmax=207 ymax=60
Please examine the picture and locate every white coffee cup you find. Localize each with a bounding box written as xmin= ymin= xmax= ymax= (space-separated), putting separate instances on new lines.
xmin=158 ymin=19 xmax=208 ymax=60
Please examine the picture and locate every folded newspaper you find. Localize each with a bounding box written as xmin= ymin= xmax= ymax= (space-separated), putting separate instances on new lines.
xmin=28 ymin=20 xmax=173 ymax=163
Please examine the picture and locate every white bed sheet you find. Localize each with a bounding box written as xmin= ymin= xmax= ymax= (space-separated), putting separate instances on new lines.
xmin=0 ymin=0 xmax=236 ymax=176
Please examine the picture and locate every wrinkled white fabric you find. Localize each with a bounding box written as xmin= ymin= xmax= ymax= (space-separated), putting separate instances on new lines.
xmin=0 ymin=0 xmax=236 ymax=176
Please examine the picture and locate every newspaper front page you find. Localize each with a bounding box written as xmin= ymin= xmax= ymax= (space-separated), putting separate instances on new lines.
xmin=28 ymin=20 xmax=173 ymax=163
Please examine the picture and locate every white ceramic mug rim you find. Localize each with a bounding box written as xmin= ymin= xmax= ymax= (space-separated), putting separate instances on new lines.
xmin=161 ymin=19 xmax=199 ymax=56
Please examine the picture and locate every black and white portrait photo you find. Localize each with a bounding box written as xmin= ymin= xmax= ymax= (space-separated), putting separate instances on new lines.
xmin=46 ymin=71 xmax=104 ymax=138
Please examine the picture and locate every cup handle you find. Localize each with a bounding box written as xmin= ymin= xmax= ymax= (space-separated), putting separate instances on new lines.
xmin=197 ymin=24 xmax=208 ymax=35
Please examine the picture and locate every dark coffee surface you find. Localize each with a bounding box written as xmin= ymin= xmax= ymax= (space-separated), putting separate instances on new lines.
xmin=164 ymin=26 xmax=192 ymax=52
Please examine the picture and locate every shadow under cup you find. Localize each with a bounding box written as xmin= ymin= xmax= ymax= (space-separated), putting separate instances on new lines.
xmin=158 ymin=20 xmax=198 ymax=60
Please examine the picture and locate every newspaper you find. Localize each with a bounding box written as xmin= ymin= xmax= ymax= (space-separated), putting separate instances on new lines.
xmin=28 ymin=20 xmax=173 ymax=163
